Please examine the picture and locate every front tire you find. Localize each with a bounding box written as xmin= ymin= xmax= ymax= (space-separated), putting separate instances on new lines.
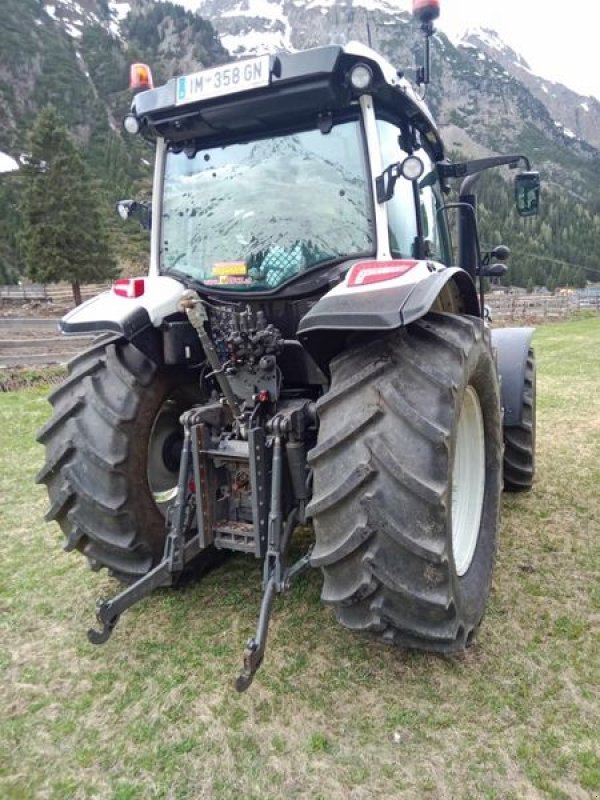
xmin=308 ymin=313 xmax=503 ymax=652
xmin=503 ymin=347 xmax=536 ymax=492
xmin=37 ymin=338 xmax=209 ymax=583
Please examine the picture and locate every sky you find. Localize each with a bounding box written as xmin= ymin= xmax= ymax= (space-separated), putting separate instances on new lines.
xmin=435 ymin=0 xmax=600 ymax=100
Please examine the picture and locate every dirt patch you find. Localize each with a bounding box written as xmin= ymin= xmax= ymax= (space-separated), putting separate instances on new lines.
xmin=0 ymin=365 xmax=67 ymax=392
xmin=0 ymin=301 xmax=68 ymax=318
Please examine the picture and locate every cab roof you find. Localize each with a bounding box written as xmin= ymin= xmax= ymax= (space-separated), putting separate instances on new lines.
xmin=131 ymin=43 xmax=444 ymax=161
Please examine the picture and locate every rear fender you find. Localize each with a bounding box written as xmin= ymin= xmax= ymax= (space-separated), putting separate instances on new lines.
xmin=297 ymin=264 xmax=480 ymax=372
xmin=491 ymin=327 xmax=535 ymax=426
xmin=60 ymin=276 xmax=186 ymax=335
xmin=59 ymin=276 xmax=203 ymax=366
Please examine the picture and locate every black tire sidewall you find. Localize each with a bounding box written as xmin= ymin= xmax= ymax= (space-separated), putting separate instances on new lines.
xmin=125 ymin=368 xmax=204 ymax=561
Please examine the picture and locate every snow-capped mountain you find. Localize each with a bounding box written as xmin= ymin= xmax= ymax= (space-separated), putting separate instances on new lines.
xmin=168 ymin=0 xmax=412 ymax=55
xmin=2 ymin=0 xmax=600 ymax=289
xmin=4 ymin=0 xmax=600 ymax=204
xmin=42 ymin=0 xmax=114 ymax=36
xmin=460 ymin=28 xmax=600 ymax=151
xmin=40 ymin=2 xmax=600 ymax=155
xmin=111 ymin=2 xmax=600 ymax=161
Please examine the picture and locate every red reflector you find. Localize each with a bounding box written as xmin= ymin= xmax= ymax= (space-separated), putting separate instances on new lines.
xmin=347 ymin=260 xmax=418 ymax=288
xmin=113 ymin=278 xmax=145 ymax=298
xmin=413 ymin=0 xmax=440 ymax=23
xmin=130 ymin=63 xmax=154 ymax=91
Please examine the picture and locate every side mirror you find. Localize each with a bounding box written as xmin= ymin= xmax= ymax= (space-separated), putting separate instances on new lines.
xmin=479 ymin=263 xmax=508 ymax=278
xmin=515 ymin=171 xmax=540 ymax=217
xmin=491 ymin=244 xmax=510 ymax=261
xmin=115 ymin=199 xmax=151 ymax=230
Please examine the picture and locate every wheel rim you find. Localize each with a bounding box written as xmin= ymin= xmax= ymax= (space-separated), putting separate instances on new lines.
xmin=451 ymin=385 xmax=486 ymax=576
xmin=147 ymin=393 xmax=189 ymax=513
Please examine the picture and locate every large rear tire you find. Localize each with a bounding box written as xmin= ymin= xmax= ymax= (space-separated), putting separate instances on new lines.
xmin=503 ymin=347 xmax=536 ymax=492
xmin=308 ymin=313 xmax=503 ymax=652
xmin=36 ymin=338 xmax=212 ymax=583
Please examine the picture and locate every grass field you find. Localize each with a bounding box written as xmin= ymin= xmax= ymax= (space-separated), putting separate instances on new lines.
xmin=1 ymin=317 xmax=599 ymax=800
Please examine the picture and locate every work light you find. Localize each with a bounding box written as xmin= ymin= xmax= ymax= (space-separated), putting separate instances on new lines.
xmin=349 ymin=63 xmax=373 ymax=92
xmin=123 ymin=114 xmax=140 ymax=135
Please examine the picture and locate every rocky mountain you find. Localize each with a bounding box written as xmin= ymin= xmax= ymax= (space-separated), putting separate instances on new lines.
xmin=460 ymin=28 xmax=600 ymax=152
xmin=1 ymin=0 xmax=599 ymax=286
xmin=0 ymin=0 xmax=227 ymax=154
xmin=139 ymin=0 xmax=600 ymax=210
xmin=0 ymin=0 xmax=227 ymax=280
xmin=5 ymin=0 xmax=598 ymax=198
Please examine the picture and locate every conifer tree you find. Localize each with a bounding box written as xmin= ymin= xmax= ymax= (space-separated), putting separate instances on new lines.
xmin=20 ymin=106 xmax=117 ymax=305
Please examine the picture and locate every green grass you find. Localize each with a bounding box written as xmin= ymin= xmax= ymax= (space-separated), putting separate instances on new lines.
xmin=1 ymin=317 xmax=599 ymax=799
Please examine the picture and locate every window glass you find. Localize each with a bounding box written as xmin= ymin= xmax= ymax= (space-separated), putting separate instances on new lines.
xmin=160 ymin=121 xmax=374 ymax=290
xmin=420 ymin=174 xmax=443 ymax=261
xmin=418 ymin=152 xmax=452 ymax=263
xmin=377 ymin=119 xmax=450 ymax=264
xmin=376 ymin=120 xmax=418 ymax=258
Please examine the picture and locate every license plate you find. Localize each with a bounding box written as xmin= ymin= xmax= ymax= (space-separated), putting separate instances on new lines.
xmin=176 ymin=55 xmax=270 ymax=106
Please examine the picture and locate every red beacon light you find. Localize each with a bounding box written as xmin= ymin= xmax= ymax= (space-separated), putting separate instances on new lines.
xmin=413 ymin=0 xmax=439 ymax=85
xmin=129 ymin=63 xmax=154 ymax=91
xmin=413 ymin=0 xmax=440 ymax=25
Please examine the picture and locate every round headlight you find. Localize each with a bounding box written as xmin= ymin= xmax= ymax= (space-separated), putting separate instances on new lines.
xmin=349 ymin=63 xmax=373 ymax=92
xmin=123 ymin=114 xmax=141 ymax=135
xmin=401 ymin=155 xmax=425 ymax=181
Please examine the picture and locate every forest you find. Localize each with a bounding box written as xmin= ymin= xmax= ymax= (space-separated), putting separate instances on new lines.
xmin=0 ymin=0 xmax=599 ymax=292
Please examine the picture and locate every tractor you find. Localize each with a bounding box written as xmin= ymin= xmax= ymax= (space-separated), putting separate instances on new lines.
xmin=37 ymin=0 xmax=539 ymax=690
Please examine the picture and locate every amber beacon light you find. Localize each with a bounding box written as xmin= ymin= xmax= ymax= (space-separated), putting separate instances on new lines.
xmin=129 ymin=63 xmax=154 ymax=91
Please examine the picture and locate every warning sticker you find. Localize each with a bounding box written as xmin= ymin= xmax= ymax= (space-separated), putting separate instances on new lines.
xmin=212 ymin=261 xmax=247 ymax=276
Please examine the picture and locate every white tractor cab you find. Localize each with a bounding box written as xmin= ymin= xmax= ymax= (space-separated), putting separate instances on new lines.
xmin=39 ymin=0 xmax=540 ymax=690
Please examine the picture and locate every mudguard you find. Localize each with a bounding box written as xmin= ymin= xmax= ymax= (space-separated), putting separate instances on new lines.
xmin=59 ymin=276 xmax=203 ymax=366
xmin=297 ymin=265 xmax=479 ymax=371
xmin=60 ymin=276 xmax=186 ymax=336
xmin=491 ymin=327 xmax=535 ymax=427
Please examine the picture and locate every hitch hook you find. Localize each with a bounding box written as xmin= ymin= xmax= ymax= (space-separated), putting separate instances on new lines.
xmin=235 ymin=577 xmax=276 ymax=692
xmin=235 ymin=639 xmax=263 ymax=693
xmin=87 ymin=601 xmax=120 ymax=644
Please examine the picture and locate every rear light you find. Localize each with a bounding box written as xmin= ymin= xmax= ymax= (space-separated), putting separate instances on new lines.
xmin=413 ymin=0 xmax=440 ymax=24
xmin=347 ymin=260 xmax=418 ymax=288
xmin=130 ymin=63 xmax=154 ymax=91
xmin=112 ymin=278 xmax=145 ymax=298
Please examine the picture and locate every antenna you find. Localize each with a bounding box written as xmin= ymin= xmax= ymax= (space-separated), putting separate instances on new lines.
xmin=413 ymin=0 xmax=440 ymax=86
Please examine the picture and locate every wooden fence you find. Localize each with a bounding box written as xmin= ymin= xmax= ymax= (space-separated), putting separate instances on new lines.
xmin=2 ymin=282 xmax=599 ymax=324
xmin=487 ymin=293 xmax=600 ymax=323
xmin=0 ymin=283 xmax=110 ymax=306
